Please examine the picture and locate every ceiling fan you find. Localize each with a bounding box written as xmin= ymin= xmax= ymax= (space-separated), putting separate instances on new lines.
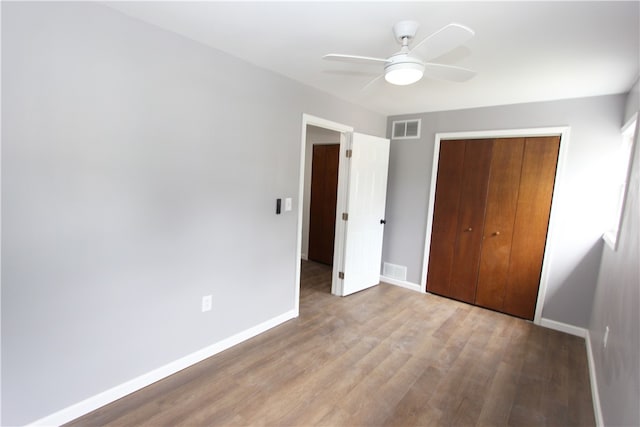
xmin=323 ymin=21 xmax=476 ymax=87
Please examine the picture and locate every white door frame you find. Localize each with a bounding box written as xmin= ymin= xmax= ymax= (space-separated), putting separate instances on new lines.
xmin=295 ymin=114 xmax=353 ymax=314
xmin=420 ymin=126 xmax=571 ymax=325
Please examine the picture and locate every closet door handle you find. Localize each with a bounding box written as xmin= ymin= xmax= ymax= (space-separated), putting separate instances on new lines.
xmin=464 ymin=227 xmax=473 ymax=232
xmin=493 ymin=231 xmax=501 ymax=236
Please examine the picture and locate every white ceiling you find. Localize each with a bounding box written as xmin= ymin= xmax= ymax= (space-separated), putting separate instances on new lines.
xmin=106 ymin=1 xmax=640 ymax=116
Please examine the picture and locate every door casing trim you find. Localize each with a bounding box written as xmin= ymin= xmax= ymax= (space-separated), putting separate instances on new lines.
xmin=421 ymin=126 xmax=571 ymax=325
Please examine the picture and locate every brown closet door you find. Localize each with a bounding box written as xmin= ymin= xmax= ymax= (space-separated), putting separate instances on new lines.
xmin=308 ymin=144 xmax=340 ymax=265
xmin=475 ymin=138 xmax=525 ymax=311
xmin=427 ymin=136 xmax=560 ymax=320
xmin=427 ymin=140 xmax=466 ymax=297
xmin=448 ymin=141 xmax=493 ymax=303
xmin=427 ymin=139 xmax=492 ymax=304
xmin=503 ymin=136 xmax=560 ymax=319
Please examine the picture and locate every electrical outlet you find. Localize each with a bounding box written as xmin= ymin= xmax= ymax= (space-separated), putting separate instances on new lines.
xmin=603 ymin=326 xmax=610 ymax=349
xmin=201 ymin=295 xmax=212 ymax=312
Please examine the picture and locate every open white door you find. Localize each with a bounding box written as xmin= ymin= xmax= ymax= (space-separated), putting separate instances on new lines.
xmin=338 ymin=132 xmax=390 ymax=296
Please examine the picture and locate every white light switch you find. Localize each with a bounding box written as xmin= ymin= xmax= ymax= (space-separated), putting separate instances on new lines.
xmin=202 ymin=295 xmax=212 ymax=312
xmin=284 ymin=198 xmax=292 ymax=211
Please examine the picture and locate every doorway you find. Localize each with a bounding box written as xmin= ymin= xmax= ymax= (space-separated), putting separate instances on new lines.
xmin=294 ymin=116 xmax=353 ymax=315
xmin=294 ymin=115 xmax=391 ymax=315
xmin=300 ymin=128 xmax=341 ymax=300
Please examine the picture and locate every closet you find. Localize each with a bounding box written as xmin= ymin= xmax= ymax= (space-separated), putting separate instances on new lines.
xmin=426 ymin=136 xmax=560 ymax=320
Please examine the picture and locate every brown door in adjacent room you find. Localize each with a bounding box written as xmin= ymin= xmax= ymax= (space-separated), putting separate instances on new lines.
xmin=308 ymin=144 xmax=340 ymax=265
xmin=426 ymin=136 xmax=560 ymax=320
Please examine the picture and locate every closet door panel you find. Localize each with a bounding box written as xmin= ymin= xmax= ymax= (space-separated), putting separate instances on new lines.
xmin=504 ymin=136 xmax=560 ymax=319
xmin=475 ymin=138 xmax=525 ymax=311
xmin=448 ymin=140 xmax=493 ymax=303
xmin=426 ymin=140 xmax=466 ymax=296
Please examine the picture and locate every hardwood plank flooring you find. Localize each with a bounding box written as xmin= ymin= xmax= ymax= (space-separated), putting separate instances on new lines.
xmin=67 ymin=261 xmax=594 ymax=426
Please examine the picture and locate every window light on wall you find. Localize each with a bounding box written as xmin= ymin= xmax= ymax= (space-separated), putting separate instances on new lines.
xmin=603 ymin=113 xmax=637 ymax=250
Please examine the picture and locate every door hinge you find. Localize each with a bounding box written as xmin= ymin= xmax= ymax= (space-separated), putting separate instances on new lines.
xmin=346 ymin=149 xmax=353 ymax=158
xmin=342 ymin=212 xmax=349 ymax=221
xmin=338 ymin=271 xmax=345 ymax=279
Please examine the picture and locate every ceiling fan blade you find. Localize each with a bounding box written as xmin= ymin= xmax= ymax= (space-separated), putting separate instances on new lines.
xmin=323 ymin=54 xmax=389 ymax=64
xmin=362 ymin=74 xmax=385 ymax=92
xmin=423 ymin=63 xmax=477 ymax=82
xmin=324 ymin=69 xmax=382 ymax=78
xmin=410 ymin=23 xmax=474 ymax=61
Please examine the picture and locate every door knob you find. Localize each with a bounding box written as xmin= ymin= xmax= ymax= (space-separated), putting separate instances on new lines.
xmin=464 ymin=227 xmax=473 ymax=232
xmin=493 ymin=231 xmax=501 ymax=236
xmin=380 ymin=219 xmax=386 ymax=224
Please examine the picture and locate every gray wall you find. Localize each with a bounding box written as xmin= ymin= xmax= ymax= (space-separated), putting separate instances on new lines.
xmin=0 ymin=3 xmax=385 ymax=425
xmin=623 ymin=78 xmax=640 ymax=124
xmin=383 ymin=94 xmax=626 ymax=327
xmin=588 ymin=82 xmax=639 ymax=427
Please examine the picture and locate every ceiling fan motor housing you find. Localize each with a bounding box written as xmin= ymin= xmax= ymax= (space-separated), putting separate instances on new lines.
xmin=393 ymin=20 xmax=419 ymax=43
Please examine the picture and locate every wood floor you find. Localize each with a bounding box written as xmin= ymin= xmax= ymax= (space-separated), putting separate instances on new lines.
xmin=67 ymin=261 xmax=595 ymax=426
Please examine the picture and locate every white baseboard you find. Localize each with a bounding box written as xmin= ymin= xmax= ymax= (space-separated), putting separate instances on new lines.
xmin=540 ymin=319 xmax=602 ymax=425
xmin=585 ymin=332 xmax=604 ymax=427
xmin=380 ymin=275 xmax=422 ymax=292
xmin=539 ymin=317 xmax=587 ymax=337
xmin=301 ymin=253 xmax=308 ymax=261
xmin=29 ymin=309 xmax=298 ymax=427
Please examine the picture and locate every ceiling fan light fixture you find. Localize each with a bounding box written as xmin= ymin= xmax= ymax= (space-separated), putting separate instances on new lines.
xmin=384 ymin=62 xmax=425 ymax=86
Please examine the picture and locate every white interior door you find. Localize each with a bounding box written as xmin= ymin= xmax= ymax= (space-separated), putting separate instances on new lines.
xmin=339 ymin=132 xmax=390 ymax=296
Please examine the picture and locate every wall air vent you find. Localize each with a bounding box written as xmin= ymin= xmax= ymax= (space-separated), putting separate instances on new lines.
xmin=392 ymin=119 xmax=421 ymax=140
xmin=383 ymin=262 xmax=408 ymax=281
